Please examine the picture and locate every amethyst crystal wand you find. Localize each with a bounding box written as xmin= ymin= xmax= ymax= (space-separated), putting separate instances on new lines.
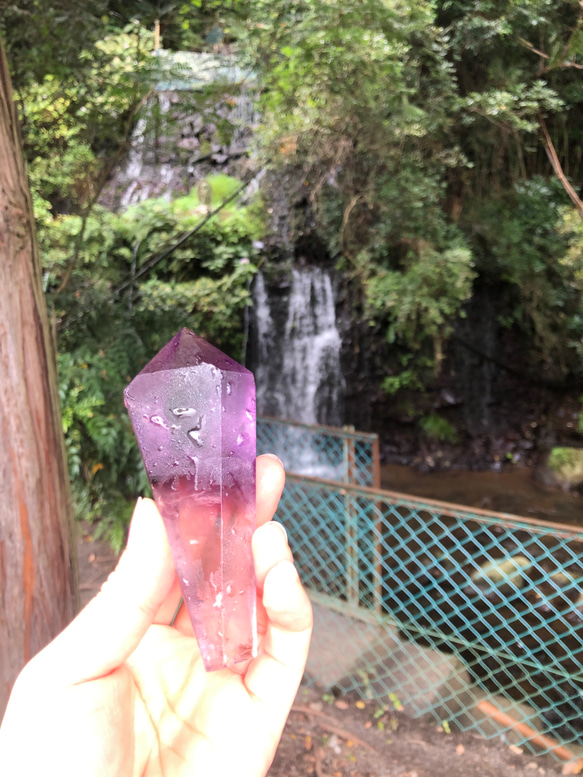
xmin=124 ymin=328 xmax=257 ymax=671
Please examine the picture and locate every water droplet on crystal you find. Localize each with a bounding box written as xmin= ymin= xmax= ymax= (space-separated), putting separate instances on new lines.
xmin=172 ymin=407 xmax=197 ymax=417
xmin=237 ymin=433 xmax=244 ymax=445
xmin=226 ymin=382 xmax=232 ymax=395
xmin=150 ymin=415 xmax=167 ymax=427
xmin=245 ymin=410 xmax=253 ymax=421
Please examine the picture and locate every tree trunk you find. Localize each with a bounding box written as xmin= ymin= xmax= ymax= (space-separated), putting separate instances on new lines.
xmin=0 ymin=40 xmax=78 ymax=718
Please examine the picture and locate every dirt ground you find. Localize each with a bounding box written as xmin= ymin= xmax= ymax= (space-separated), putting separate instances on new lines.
xmin=77 ymin=526 xmax=568 ymax=777
xmin=268 ymin=684 xmax=567 ymax=777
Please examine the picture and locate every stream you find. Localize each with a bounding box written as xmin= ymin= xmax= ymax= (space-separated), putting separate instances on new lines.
xmin=382 ymin=463 xmax=583 ymax=529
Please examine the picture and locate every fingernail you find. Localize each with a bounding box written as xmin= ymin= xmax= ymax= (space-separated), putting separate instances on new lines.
xmin=259 ymin=452 xmax=284 ymax=468
xmin=254 ymin=520 xmax=288 ymax=543
xmin=270 ymin=521 xmax=288 ymax=542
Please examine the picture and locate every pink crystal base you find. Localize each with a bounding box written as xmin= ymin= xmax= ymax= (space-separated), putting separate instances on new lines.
xmin=154 ymin=475 xmax=257 ymax=671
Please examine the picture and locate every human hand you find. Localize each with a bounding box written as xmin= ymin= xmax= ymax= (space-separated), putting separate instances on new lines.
xmin=0 ymin=454 xmax=312 ymax=777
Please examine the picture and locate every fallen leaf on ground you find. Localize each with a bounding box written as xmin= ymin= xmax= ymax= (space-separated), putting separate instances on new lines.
xmin=334 ymin=700 xmax=349 ymax=710
xmin=305 ymin=734 xmax=312 ymax=751
xmin=456 ymin=744 xmax=465 ymax=755
xmin=88 ymin=553 xmax=96 ymax=563
xmin=364 ymin=721 xmax=372 ymax=729
xmin=355 ymin=701 xmax=366 ymax=710
xmin=509 ymin=744 xmax=524 ymax=755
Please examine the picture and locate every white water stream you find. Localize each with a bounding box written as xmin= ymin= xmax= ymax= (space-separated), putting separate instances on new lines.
xmin=253 ymin=267 xmax=345 ymax=426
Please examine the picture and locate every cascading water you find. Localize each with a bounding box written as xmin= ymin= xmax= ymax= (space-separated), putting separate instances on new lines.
xmin=252 ymin=267 xmax=345 ymax=427
xmin=251 ymin=267 xmax=346 ymax=478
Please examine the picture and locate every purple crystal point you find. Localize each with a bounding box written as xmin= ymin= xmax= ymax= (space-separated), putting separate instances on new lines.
xmin=124 ymin=328 xmax=257 ymax=671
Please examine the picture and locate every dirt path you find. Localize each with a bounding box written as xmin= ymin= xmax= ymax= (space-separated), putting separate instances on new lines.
xmin=77 ymin=527 xmax=566 ymax=776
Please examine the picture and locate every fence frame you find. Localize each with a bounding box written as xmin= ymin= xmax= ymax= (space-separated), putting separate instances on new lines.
xmin=257 ymin=415 xmax=381 ymax=488
xmin=280 ymin=472 xmax=583 ymax=761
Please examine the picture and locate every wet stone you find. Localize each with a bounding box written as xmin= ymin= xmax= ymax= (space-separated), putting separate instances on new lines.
xmin=124 ymin=327 xmax=257 ymax=671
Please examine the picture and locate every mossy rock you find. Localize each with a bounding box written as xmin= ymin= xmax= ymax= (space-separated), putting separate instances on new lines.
xmin=544 ymin=447 xmax=583 ymax=491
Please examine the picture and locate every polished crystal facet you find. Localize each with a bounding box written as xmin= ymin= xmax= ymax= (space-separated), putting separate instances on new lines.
xmin=124 ymin=328 xmax=257 ymax=671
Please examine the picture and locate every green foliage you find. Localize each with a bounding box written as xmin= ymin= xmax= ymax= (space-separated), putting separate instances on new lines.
xmin=366 ymin=244 xmax=475 ymax=349
xmin=472 ymin=178 xmax=581 ymax=373
xmin=45 ymin=174 xmax=261 ymax=544
xmin=58 ymin=346 xmax=149 ymax=552
xmin=419 ymin=413 xmax=459 ymax=444
xmin=381 ymin=370 xmax=423 ymax=396
xmin=242 ymin=0 xmax=583 ymax=392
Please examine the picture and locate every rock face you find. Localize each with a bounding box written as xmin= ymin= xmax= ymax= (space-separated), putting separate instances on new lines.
xmin=306 ymin=599 xmax=470 ymax=717
xmin=101 ymin=52 xmax=257 ymax=210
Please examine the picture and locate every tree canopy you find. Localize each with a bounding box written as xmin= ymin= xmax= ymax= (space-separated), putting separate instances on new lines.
xmin=3 ymin=0 xmax=583 ymax=541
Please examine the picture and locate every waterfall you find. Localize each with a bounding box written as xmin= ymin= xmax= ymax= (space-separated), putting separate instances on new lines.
xmin=252 ymin=267 xmax=345 ymax=426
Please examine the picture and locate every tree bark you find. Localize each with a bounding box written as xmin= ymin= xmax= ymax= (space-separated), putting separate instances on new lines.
xmin=0 ymin=40 xmax=78 ymax=718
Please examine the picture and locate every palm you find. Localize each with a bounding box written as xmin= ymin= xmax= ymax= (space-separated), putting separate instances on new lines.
xmin=122 ymin=627 xmax=278 ymax=777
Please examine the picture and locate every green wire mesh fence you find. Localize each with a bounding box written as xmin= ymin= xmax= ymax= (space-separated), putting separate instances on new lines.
xmin=274 ymin=468 xmax=583 ymax=764
xmin=257 ymin=416 xmax=380 ymax=488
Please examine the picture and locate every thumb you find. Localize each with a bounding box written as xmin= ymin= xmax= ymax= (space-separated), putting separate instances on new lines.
xmin=36 ymin=497 xmax=176 ymax=686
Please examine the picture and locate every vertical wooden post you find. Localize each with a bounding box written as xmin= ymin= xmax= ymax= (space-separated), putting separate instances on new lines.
xmin=0 ymin=40 xmax=78 ymax=718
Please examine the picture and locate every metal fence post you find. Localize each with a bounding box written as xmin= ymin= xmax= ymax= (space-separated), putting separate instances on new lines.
xmin=343 ymin=487 xmax=359 ymax=608
xmin=342 ymin=426 xmax=359 ymax=606
xmin=343 ymin=425 xmax=356 ymax=485
xmin=372 ymin=435 xmax=381 ymax=489
xmin=373 ymin=501 xmax=383 ymax=615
